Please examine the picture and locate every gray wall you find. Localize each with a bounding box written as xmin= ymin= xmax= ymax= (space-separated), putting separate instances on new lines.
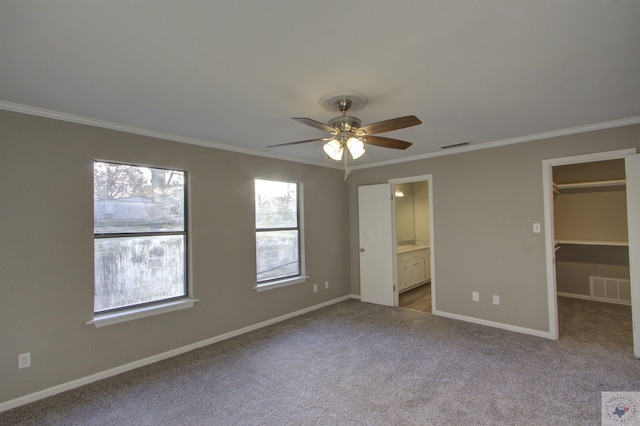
xmin=3 ymin=108 xmax=640 ymax=406
xmin=0 ymin=110 xmax=350 ymax=404
xmin=556 ymin=245 xmax=630 ymax=295
xmin=347 ymin=124 xmax=640 ymax=333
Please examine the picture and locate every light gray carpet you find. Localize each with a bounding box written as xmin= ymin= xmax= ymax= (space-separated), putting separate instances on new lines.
xmin=1 ymin=297 xmax=637 ymax=425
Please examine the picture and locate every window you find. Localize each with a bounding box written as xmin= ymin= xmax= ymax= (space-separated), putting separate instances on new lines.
xmin=255 ymin=179 xmax=304 ymax=286
xmin=93 ymin=161 xmax=187 ymax=313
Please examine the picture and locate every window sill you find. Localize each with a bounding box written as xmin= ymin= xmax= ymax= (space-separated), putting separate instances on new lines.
xmin=86 ymin=298 xmax=199 ymax=328
xmin=255 ymin=276 xmax=309 ymax=292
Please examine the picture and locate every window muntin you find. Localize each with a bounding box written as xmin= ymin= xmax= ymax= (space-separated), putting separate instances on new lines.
xmin=93 ymin=161 xmax=187 ymax=313
xmin=255 ymin=179 xmax=301 ymax=283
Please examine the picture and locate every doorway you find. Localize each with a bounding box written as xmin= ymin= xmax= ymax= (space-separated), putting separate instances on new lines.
xmin=394 ymin=181 xmax=432 ymax=313
xmin=358 ymin=175 xmax=434 ymax=310
xmin=542 ymin=148 xmax=640 ymax=357
xmin=390 ymin=176 xmax=434 ymax=313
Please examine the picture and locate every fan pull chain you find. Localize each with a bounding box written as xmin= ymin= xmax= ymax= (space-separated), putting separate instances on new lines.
xmin=344 ymin=146 xmax=350 ymax=180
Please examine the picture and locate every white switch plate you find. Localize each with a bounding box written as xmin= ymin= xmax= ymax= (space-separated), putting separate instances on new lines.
xmin=472 ymin=291 xmax=479 ymax=302
xmin=493 ymin=295 xmax=500 ymax=305
xmin=324 ymin=281 xmax=329 ymax=289
xmin=533 ymin=223 xmax=541 ymax=233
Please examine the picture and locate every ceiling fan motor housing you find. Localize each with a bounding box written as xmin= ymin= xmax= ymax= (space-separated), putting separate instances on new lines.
xmin=328 ymin=116 xmax=362 ymax=133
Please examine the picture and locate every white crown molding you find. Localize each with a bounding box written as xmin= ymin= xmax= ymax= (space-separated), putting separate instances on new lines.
xmin=2 ymin=100 xmax=639 ymax=171
xmin=350 ymin=115 xmax=640 ymax=171
xmin=0 ymin=100 xmax=342 ymax=170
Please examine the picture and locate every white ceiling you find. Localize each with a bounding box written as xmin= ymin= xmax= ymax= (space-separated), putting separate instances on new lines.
xmin=1 ymin=1 xmax=639 ymax=168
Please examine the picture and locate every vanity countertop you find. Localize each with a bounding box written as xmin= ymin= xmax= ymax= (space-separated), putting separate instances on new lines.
xmin=397 ymin=244 xmax=429 ymax=254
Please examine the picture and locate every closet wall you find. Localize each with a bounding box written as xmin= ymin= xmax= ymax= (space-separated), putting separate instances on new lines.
xmin=554 ymin=160 xmax=630 ymax=299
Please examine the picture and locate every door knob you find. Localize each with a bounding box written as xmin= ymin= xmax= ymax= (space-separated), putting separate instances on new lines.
xmin=360 ymin=248 xmax=365 ymax=252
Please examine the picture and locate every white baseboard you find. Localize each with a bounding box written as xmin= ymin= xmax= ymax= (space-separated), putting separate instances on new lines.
xmin=352 ymin=293 xmax=551 ymax=339
xmin=557 ymin=291 xmax=631 ymax=306
xmin=556 ymin=292 xmax=591 ymax=301
xmin=0 ymin=295 xmax=352 ymax=413
xmin=432 ymin=309 xmax=555 ymax=340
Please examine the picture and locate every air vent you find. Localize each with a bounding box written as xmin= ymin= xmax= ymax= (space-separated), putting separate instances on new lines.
xmin=440 ymin=141 xmax=471 ymax=149
xmin=590 ymin=276 xmax=631 ymax=305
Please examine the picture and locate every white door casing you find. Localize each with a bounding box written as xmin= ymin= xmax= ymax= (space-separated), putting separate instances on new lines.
xmin=625 ymin=154 xmax=640 ymax=358
xmin=542 ymin=148 xmax=637 ymax=346
xmin=389 ymin=175 xmax=435 ymax=311
xmin=358 ymin=184 xmax=395 ymax=306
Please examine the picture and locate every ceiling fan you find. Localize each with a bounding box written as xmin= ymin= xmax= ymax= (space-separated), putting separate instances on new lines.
xmin=268 ymin=93 xmax=422 ymax=178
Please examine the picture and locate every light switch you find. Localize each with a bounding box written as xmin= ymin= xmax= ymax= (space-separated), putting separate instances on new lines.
xmin=533 ymin=223 xmax=541 ymax=233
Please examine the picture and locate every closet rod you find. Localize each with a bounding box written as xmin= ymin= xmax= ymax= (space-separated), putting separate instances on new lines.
xmin=554 ymin=179 xmax=625 ymax=191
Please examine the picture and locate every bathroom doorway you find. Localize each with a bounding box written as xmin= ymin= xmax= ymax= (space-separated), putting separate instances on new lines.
xmin=391 ymin=176 xmax=433 ymax=313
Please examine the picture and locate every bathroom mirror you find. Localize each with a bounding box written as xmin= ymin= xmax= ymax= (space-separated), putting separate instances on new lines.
xmin=395 ymin=193 xmax=415 ymax=243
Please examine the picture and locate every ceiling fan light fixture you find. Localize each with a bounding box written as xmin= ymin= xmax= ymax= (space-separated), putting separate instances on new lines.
xmin=347 ymin=137 xmax=365 ymax=159
xmin=270 ymin=93 xmax=422 ymax=178
xmin=323 ymin=139 xmax=344 ymax=161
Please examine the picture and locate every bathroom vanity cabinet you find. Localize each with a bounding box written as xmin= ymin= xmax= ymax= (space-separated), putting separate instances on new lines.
xmin=397 ymin=247 xmax=430 ymax=292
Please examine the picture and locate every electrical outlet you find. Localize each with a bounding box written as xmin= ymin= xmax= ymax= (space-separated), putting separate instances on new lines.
xmin=472 ymin=291 xmax=479 ymax=302
xmin=324 ymin=281 xmax=329 ymax=289
xmin=313 ymin=284 xmax=317 ymax=293
xmin=533 ymin=223 xmax=541 ymax=233
xmin=493 ymin=295 xmax=500 ymax=305
xmin=18 ymin=352 xmax=31 ymax=369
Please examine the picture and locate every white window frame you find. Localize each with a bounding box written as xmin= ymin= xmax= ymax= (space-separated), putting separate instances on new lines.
xmin=87 ymin=161 xmax=197 ymax=327
xmin=254 ymin=179 xmax=307 ymax=292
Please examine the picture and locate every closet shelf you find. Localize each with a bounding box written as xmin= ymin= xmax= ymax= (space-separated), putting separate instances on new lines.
xmin=555 ymin=239 xmax=628 ymax=248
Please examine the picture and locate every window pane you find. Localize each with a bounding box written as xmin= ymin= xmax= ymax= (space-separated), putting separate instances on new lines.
xmin=256 ymin=230 xmax=299 ymax=282
xmin=94 ymin=162 xmax=185 ymax=233
xmin=94 ymin=235 xmax=186 ymax=312
xmin=255 ymin=179 xmax=297 ymax=229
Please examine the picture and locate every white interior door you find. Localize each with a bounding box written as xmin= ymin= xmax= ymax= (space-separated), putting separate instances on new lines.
xmin=625 ymin=154 xmax=640 ymax=358
xmin=358 ymin=184 xmax=395 ymax=306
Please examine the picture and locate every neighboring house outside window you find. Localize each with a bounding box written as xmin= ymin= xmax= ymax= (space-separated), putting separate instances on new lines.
xmin=255 ymin=179 xmax=305 ymax=289
xmin=93 ymin=161 xmax=187 ymax=313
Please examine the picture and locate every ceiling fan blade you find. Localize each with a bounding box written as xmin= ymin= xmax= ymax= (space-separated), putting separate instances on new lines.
xmin=362 ymin=135 xmax=413 ymax=150
xmin=267 ymin=137 xmax=329 ymax=148
xmin=292 ymin=117 xmax=335 ymax=133
xmin=358 ymin=115 xmax=422 ymax=135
